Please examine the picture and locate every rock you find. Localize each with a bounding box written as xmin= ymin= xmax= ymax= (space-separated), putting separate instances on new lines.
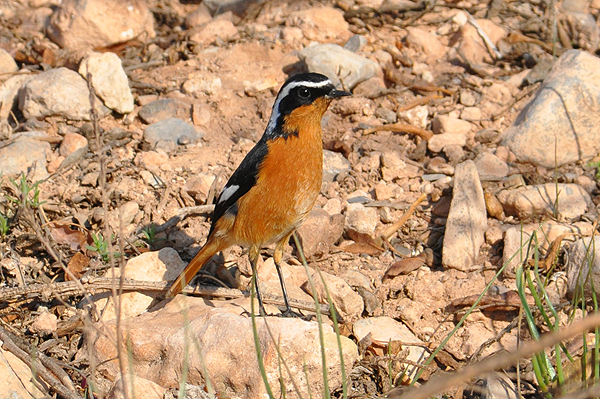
xmin=79 ymin=52 xmax=134 ymax=114
xmin=323 ymin=198 xmax=342 ymax=215
xmin=0 ymin=48 xmax=18 ymax=75
xmin=0 ymin=348 xmax=45 ymax=398
xmin=29 ymin=308 xmax=58 ymax=336
xmin=59 ymin=132 xmax=88 ymax=157
xmin=0 ymin=73 xmax=34 ymax=121
xmin=92 ymin=248 xmax=187 ymax=321
xmin=344 ymin=34 xmax=367 ymax=52
xmin=184 ymin=3 xmax=212 ymax=28
xmin=47 ymin=0 xmax=155 ymax=50
xmin=429 ymin=115 xmax=472 ymax=152
xmin=138 ymin=99 xmax=192 ymax=124
xmin=143 ymin=118 xmax=202 ymax=148
xmin=432 ymin=115 xmax=472 ymax=136
xmin=353 ymin=316 xmax=427 ymax=381
xmin=485 ymin=226 xmax=503 ymax=246
xmin=398 ymin=105 xmax=428 ymax=129
xmin=442 ymin=160 xmax=487 ymax=271
xmin=298 ymin=44 xmax=381 ymax=90
xmin=0 ymin=135 xmax=49 ymax=181
xmin=376 ymin=107 xmax=396 ymax=123
xmin=405 ymin=27 xmax=446 ymax=60
xmin=135 ymin=150 xmax=170 ymax=173
xmin=502 ymin=50 xmax=600 ymax=167
xmin=427 ymin=157 xmax=454 ymax=175
xmin=192 ymin=103 xmax=211 ymax=126
xmin=345 ymin=203 xmax=379 ymax=236
xmin=189 ymin=19 xmax=238 ymax=45
xmin=428 ymin=133 xmax=467 ymax=153
xmin=503 ymin=221 xmax=593 ymax=276
xmin=287 ymin=6 xmax=351 ymax=43
xmin=476 ymin=128 xmax=500 ymax=144
xmin=460 ymin=106 xmax=481 ymax=121
xmin=183 ymin=174 xmax=216 ymax=204
xmin=468 ymin=372 xmax=519 ymax=399
xmin=567 ymin=236 xmax=600 ymax=297
xmin=454 ymin=17 xmax=507 ymax=65
xmin=302 ymin=270 xmax=364 ymax=320
xmin=380 ymin=151 xmax=413 ymax=182
xmin=109 ymin=375 xmax=166 ymax=399
xmin=182 ymin=73 xmax=222 ymax=96
xmin=92 ymin=296 xmax=358 ymax=399
xmin=296 ymin=209 xmax=332 ymax=258
xmin=19 ymin=67 xmax=108 ymax=121
xmin=323 ymin=149 xmax=351 ymax=182
xmin=474 ymin=152 xmax=509 ymax=180
xmin=497 ymin=183 xmax=590 ymax=220
xmin=108 ymin=201 xmax=140 ymax=235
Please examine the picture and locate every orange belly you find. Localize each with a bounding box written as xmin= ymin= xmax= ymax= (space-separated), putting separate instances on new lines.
xmin=231 ymin=134 xmax=323 ymax=247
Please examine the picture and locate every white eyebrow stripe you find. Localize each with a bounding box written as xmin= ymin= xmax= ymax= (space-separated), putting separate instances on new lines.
xmin=266 ymin=78 xmax=333 ymax=133
xmin=218 ymin=184 xmax=239 ymax=204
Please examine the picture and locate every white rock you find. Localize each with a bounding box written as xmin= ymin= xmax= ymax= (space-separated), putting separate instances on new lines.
xmin=0 ymin=48 xmax=18 ymax=75
xmin=353 ymin=316 xmax=427 ymax=381
xmin=92 ymin=248 xmax=187 ymax=321
xmin=0 ymin=73 xmax=33 ymax=121
xmin=502 ymin=221 xmax=593 ymax=276
xmin=19 ymin=67 xmax=108 ymax=121
xmin=47 ymin=0 xmax=155 ymax=50
xmin=302 ymin=270 xmax=364 ymax=320
xmin=474 ymin=152 xmax=509 ymax=180
xmin=567 ymin=236 xmax=600 ymax=296
xmin=345 ymin=203 xmax=378 ymax=236
xmin=0 ymin=135 xmax=49 ymax=181
xmin=92 ymin=296 xmax=358 ymax=399
xmin=287 ymin=6 xmax=351 ymax=43
xmin=498 ymin=183 xmax=590 ymax=220
xmin=298 ymin=44 xmax=381 ymax=90
xmin=0 ymin=348 xmax=45 ymax=398
xmin=442 ymin=160 xmax=487 ymax=271
xmin=79 ymin=52 xmax=134 ymax=114
xmin=502 ymin=50 xmax=600 ymax=167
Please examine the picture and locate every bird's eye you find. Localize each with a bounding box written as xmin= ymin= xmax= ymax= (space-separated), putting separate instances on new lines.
xmin=297 ymin=88 xmax=311 ymax=100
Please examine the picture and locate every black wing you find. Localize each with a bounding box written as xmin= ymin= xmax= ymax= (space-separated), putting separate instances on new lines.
xmin=208 ymin=139 xmax=269 ymax=235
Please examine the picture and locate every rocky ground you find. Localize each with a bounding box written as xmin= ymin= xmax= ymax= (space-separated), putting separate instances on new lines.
xmin=1 ymin=0 xmax=600 ymax=398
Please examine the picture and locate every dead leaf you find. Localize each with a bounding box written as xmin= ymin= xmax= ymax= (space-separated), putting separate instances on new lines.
xmin=66 ymin=252 xmax=89 ymax=281
xmin=324 ymin=139 xmax=351 ymax=158
xmin=382 ymin=258 xmax=427 ymax=281
xmin=342 ymin=242 xmax=381 ymax=255
xmin=382 ymin=249 xmax=433 ymax=282
xmin=50 ymin=222 xmax=87 ymax=251
xmin=450 ymin=290 xmax=530 ymax=312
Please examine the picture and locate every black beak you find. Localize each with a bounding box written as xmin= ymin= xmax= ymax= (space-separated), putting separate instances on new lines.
xmin=327 ymin=88 xmax=352 ymax=98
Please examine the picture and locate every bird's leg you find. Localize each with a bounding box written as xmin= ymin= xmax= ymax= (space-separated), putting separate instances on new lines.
xmin=249 ymin=245 xmax=267 ymax=316
xmin=274 ymin=234 xmax=299 ymax=318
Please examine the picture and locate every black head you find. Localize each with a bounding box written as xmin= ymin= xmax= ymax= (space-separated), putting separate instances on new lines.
xmin=265 ymin=73 xmax=351 ymax=135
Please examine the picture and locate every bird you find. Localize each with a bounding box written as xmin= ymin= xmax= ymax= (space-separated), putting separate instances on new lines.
xmin=165 ymin=73 xmax=351 ymax=316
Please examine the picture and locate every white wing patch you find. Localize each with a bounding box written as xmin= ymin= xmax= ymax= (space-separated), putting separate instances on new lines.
xmin=218 ymin=184 xmax=239 ymax=204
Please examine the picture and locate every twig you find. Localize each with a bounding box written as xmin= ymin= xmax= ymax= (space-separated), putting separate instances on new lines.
xmin=0 ymin=326 xmax=83 ymax=399
xmin=381 ymin=192 xmax=428 ymax=240
xmin=388 ymin=313 xmax=600 ymax=399
xmin=466 ymin=12 xmax=502 ymax=60
xmin=0 ymin=278 xmax=333 ymax=315
xmin=363 ymin=123 xmax=433 ymax=140
xmin=396 ymin=93 xmax=442 ymax=113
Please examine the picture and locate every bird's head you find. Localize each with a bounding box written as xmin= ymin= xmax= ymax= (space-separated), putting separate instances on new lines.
xmin=265 ymin=73 xmax=351 ymax=138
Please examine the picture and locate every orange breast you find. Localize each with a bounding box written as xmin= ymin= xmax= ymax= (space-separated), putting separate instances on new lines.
xmin=231 ymin=98 xmax=331 ymax=247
